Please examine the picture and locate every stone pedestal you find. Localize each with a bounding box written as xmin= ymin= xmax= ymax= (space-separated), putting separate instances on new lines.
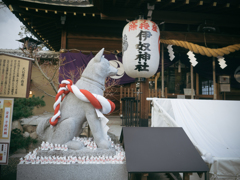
xmin=17 ymin=164 xmax=128 ymax=180
xmin=37 ymin=148 xmax=116 ymax=157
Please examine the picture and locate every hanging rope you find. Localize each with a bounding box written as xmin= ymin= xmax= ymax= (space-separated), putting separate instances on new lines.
xmin=59 ymin=40 xmax=240 ymax=58
xmin=160 ymin=39 xmax=240 ymax=57
xmin=50 ymin=79 xmax=115 ymax=126
xmin=59 ymin=49 xmax=118 ymax=54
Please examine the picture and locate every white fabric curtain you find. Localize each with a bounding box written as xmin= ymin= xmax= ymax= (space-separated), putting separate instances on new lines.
xmin=151 ymin=98 xmax=240 ymax=179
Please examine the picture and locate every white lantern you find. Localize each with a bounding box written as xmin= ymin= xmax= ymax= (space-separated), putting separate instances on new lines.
xmin=122 ymin=19 xmax=160 ymax=78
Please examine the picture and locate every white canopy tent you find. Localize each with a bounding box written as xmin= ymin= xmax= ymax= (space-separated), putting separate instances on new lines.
xmin=150 ymin=98 xmax=240 ymax=179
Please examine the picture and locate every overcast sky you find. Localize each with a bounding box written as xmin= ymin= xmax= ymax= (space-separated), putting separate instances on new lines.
xmin=0 ymin=6 xmax=23 ymax=49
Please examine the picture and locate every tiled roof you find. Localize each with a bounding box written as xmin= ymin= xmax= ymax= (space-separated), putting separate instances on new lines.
xmin=0 ymin=49 xmax=60 ymax=59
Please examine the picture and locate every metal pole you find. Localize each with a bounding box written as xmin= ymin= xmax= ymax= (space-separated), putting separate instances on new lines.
xmin=191 ymin=65 xmax=194 ymax=99
xmin=213 ymin=57 xmax=217 ymax=100
xmin=161 ymin=44 xmax=164 ymax=97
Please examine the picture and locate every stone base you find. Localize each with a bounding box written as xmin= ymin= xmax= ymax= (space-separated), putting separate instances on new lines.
xmin=17 ymin=164 xmax=128 ymax=180
xmin=37 ymin=147 xmax=116 ymax=157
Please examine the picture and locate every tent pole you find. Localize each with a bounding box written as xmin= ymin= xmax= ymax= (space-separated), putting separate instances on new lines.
xmin=213 ymin=57 xmax=217 ymax=100
xmin=191 ymin=65 xmax=194 ymax=99
xmin=161 ymin=44 xmax=164 ymax=97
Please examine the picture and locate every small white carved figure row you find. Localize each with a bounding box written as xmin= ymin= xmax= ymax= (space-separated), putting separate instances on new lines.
xmin=19 ymin=137 xmax=126 ymax=165
xmin=19 ymin=153 xmax=126 ymax=165
xmin=19 ymin=149 xmax=38 ymax=164
xmin=71 ymin=136 xmax=115 ymax=150
xmin=41 ymin=141 xmax=68 ymax=151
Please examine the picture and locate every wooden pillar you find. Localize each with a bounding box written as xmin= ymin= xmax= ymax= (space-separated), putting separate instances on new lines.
xmin=140 ymin=79 xmax=149 ymax=119
xmin=141 ymin=173 xmax=149 ymax=180
xmin=191 ymin=65 xmax=194 ymax=99
xmin=155 ymin=72 xmax=160 ymax=90
xmin=213 ymin=57 xmax=217 ymax=100
xmin=161 ymin=44 xmax=165 ymax=97
xmin=216 ymin=82 xmax=220 ymax=100
xmin=196 ymin=73 xmax=199 ymax=98
xmin=183 ymin=173 xmax=192 ymax=180
xmin=164 ymin=87 xmax=168 ymax=98
xmin=155 ymin=75 xmax=158 ymax=90
xmin=61 ymin=28 xmax=67 ymax=49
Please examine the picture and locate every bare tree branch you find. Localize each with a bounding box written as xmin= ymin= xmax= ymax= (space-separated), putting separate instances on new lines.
xmin=33 ymin=57 xmax=58 ymax=94
xmin=50 ymin=66 xmax=59 ymax=81
xmin=32 ymin=81 xmax=55 ymax=98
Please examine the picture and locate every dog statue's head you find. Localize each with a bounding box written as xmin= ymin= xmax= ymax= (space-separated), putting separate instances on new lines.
xmin=82 ymin=48 xmax=118 ymax=81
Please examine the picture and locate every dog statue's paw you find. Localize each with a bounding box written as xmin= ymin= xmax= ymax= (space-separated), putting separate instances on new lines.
xmin=65 ymin=140 xmax=84 ymax=150
xmin=97 ymin=139 xmax=111 ymax=149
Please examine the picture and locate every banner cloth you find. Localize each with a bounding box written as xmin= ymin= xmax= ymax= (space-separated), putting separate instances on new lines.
xmin=151 ymin=98 xmax=240 ymax=179
xmin=59 ymin=51 xmax=178 ymax=85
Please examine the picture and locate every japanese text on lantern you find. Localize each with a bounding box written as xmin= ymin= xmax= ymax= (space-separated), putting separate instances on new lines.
xmin=129 ymin=20 xmax=138 ymax=31
xmin=135 ymin=26 xmax=152 ymax=72
xmin=0 ymin=55 xmax=30 ymax=98
xmin=123 ymin=19 xmax=160 ymax=78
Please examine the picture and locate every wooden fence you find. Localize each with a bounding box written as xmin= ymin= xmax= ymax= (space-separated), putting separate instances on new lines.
xmin=118 ymin=86 xmax=214 ymax=117
xmin=119 ymin=86 xmax=168 ymax=117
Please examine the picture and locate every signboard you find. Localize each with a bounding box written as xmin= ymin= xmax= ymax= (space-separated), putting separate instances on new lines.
xmin=219 ymin=76 xmax=230 ymax=84
xmin=219 ymin=76 xmax=230 ymax=92
xmin=0 ymin=98 xmax=14 ymax=165
xmin=0 ymin=143 xmax=9 ymax=165
xmin=184 ymin=88 xmax=195 ymax=96
xmin=0 ymin=54 xmax=33 ymax=98
xmin=220 ymin=84 xmax=231 ymax=92
xmin=177 ymin=95 xmax=185 ymax=99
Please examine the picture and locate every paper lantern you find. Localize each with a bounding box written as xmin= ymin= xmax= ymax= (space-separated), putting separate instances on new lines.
xmin=122 ymin=19 xmax=160 ymax=78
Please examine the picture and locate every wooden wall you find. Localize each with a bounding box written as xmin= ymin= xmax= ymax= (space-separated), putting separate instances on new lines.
xmin=30 ymin=65 xmax=57 ymax=115
xmin=66 ymin=31 xmax=122 ymax=52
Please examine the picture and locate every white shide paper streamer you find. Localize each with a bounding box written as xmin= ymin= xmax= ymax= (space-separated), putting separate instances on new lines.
xmin=217 ymin=56 xmax=227 ymax=69
xmin=167 ymin=45 xmax=175 ymax=61
xmin=187 ymin=51 xmax=198 ymax=67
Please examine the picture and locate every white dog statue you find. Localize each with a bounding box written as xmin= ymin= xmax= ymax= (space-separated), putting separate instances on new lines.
xmin=37 ymin=48 xmax=118 ymax=150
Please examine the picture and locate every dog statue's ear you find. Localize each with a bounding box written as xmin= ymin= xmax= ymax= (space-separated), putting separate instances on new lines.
xmin=94 ymin=48 xmax=104 ymax=62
